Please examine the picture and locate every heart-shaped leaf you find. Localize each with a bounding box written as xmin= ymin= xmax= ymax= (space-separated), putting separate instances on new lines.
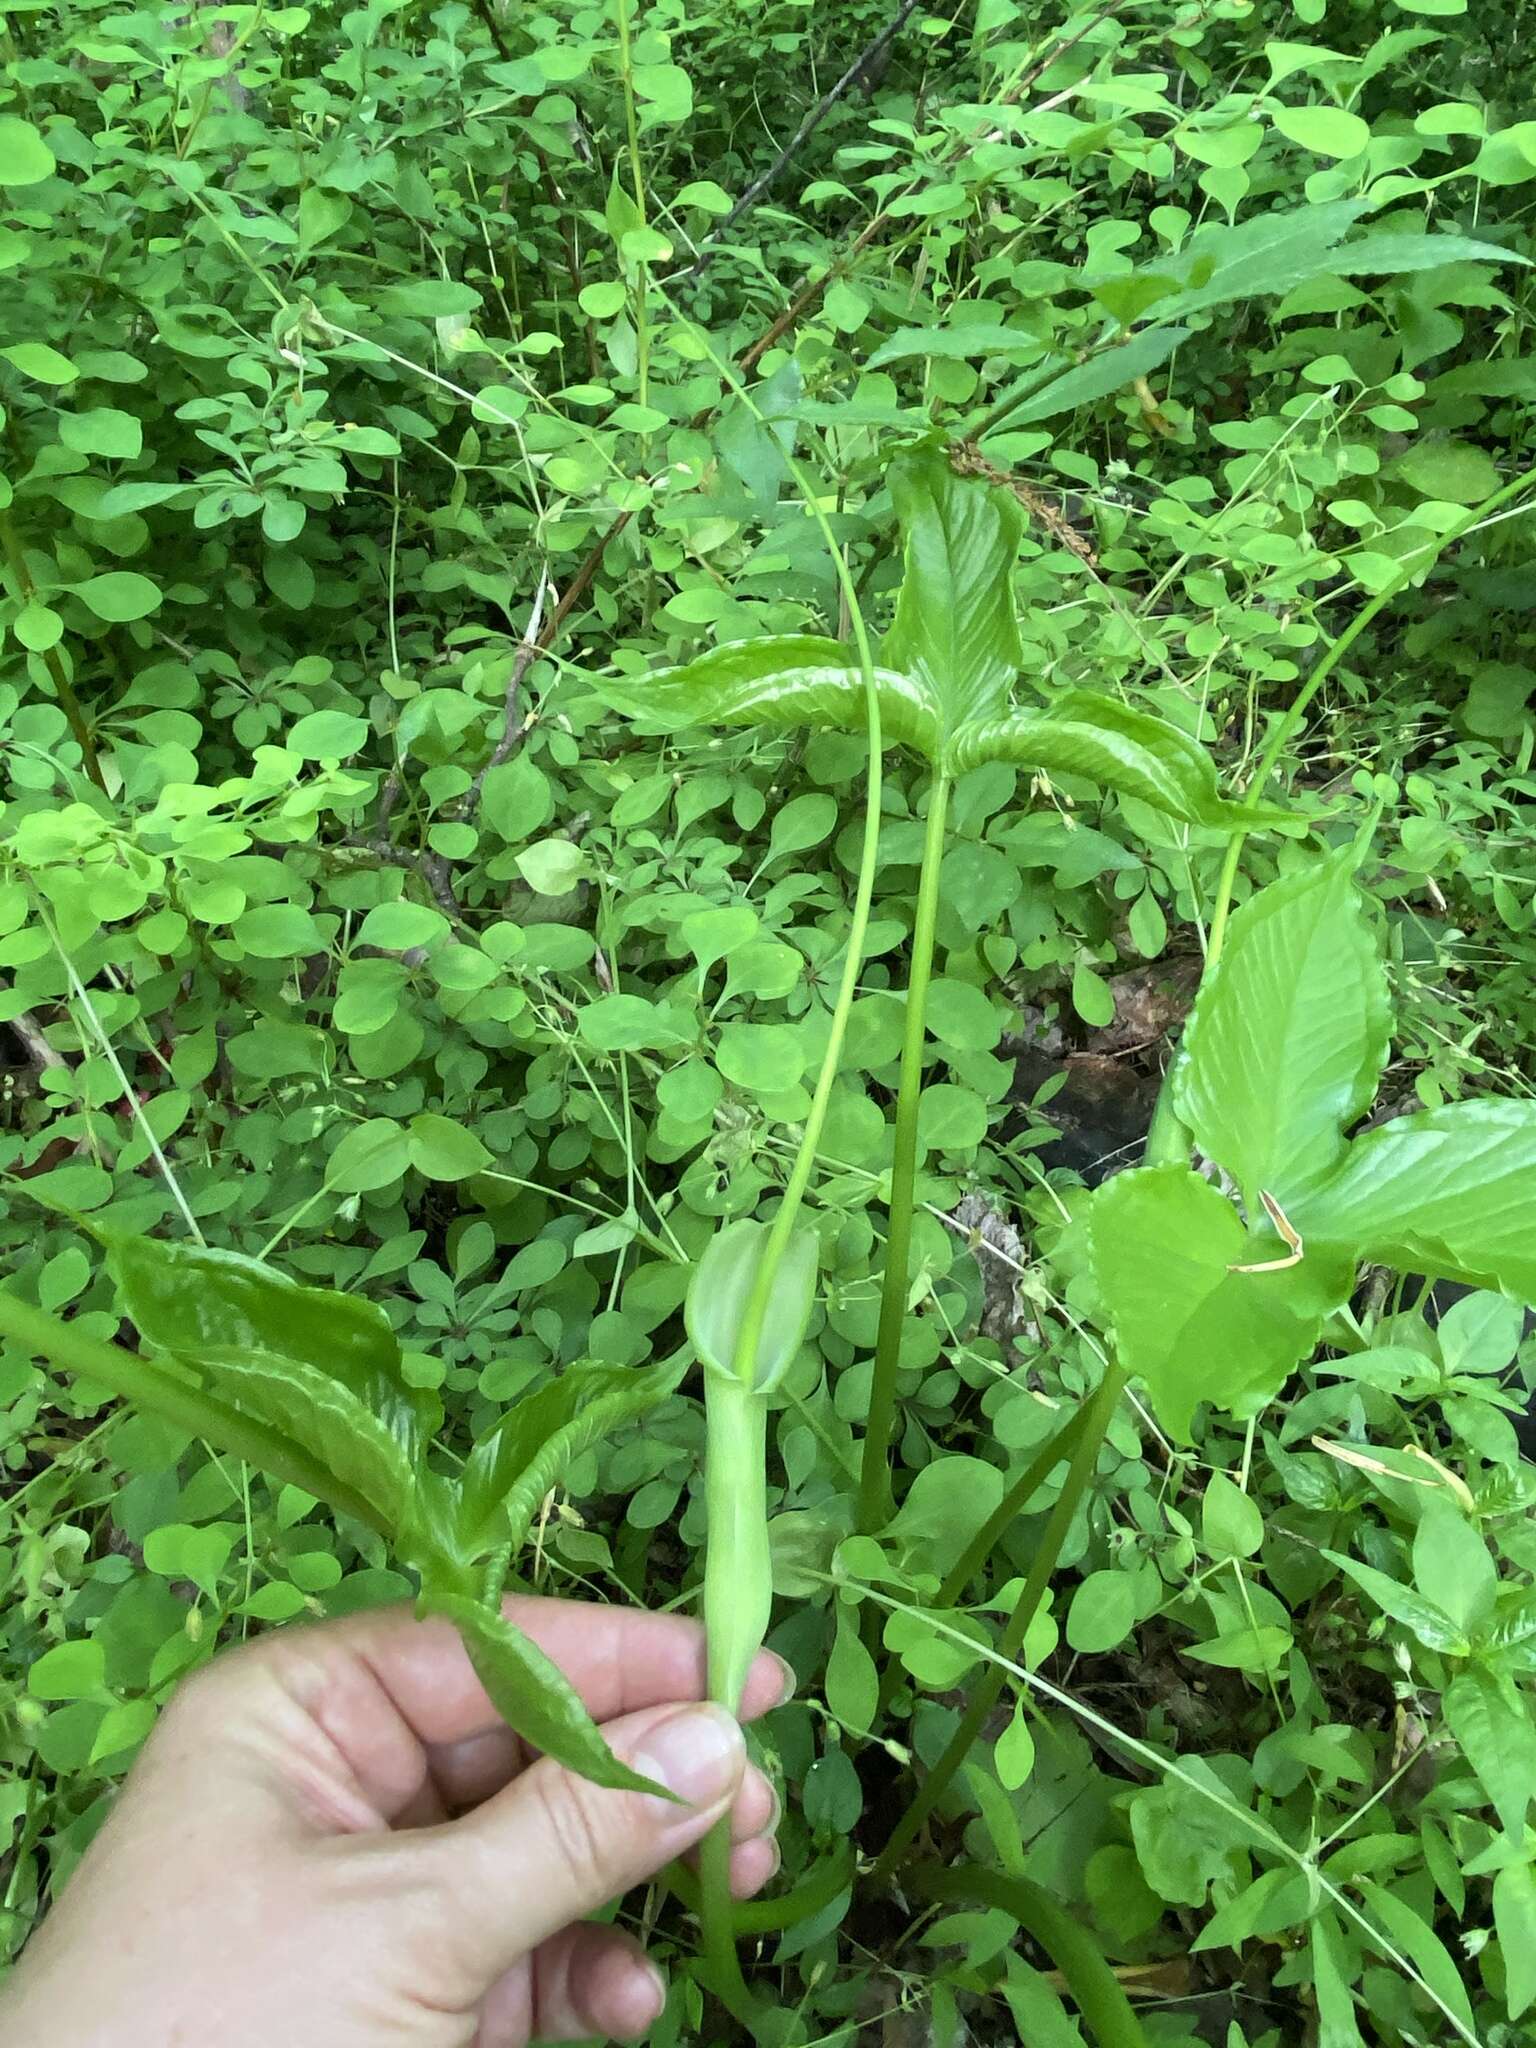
xmin=1087 ymin=1165 xmax=1351 ymax=1440
xmin=1173 ymin=854 xmax=1391 ymax=1208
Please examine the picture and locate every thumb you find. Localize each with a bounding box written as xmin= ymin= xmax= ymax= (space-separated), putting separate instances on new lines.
xmin=415 ymin=1700 xmax=745 ymax=1985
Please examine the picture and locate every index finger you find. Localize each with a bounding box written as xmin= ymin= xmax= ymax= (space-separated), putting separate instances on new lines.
xmin=251 ymin=1594 xmax=792 ymax=1752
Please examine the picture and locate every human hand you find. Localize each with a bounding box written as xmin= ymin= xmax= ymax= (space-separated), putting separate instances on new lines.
xmin=0 ymin=1596 xmax=788 ymax=2046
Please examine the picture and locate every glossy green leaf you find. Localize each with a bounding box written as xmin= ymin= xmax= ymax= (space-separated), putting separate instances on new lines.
xmin=596 ymin=453 xmax=1284 ymax=835
xmin=1336 ymin=230 xmax=1527 ymax=277
xmin=1149 ymin=200 xmax=1367 ymax=323
xmin=426 ymin=1592 xmax=660 ymax=1794
xmin=1087 ymin=1166 xmax=1347 ymax=1440
xmin=685 ymin=1219 xmax=818 ymax=1392
xmin=105 ymin=1237 xmax=428 ymax=1448
xmin=1299 ymin=1099 xmax=1536 ymax=1301
xmin=181 ymin=1347 xmax=417 ymax=1534
xmin=989 ymin=326 xmax=1191 ymax=427
xmin=595 ymin=632 xmax=936 ymax=756
xmin=459 ymin=1357 xmax=686 ymax=1552
xmin=1320 ymin=1547 xmax=1471 ymax=1654
xmin=878 ymin=443 xmax=1024 ymax=740
xmin=1495 ymin=1862 xmax=1536 ymax=2021
xmin=949 ymin=691 xmax=1283 ymax=829
xmin=1446 ymin=1670 xmax=1536 ymax=1842
xmin=1174 ymin=856 xmax=1390 ymax=1206
xmin=0 ymin=116 xmax=55 ymax=186
xmin=1354 ymin=1881 xmax=1476 ymax=2039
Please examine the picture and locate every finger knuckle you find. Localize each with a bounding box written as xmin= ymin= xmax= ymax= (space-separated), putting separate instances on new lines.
xmin=526 ymin=1768 xmax=616 ymax=1895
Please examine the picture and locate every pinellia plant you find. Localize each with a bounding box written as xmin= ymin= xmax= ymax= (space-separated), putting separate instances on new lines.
xmin=0 ymin=1237 xmax=684 ymax=1791
xmin=7 ymin=443 xmax=1536 ymax=2046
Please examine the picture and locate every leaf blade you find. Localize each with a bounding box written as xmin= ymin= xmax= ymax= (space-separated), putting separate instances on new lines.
xmin=593 ymin=634 xmax=939 ymax=759
xmin=949 ymin=691 xmax=1284 ymax=830
xmin=459 ymin=1358 xmax=686 ymax=1553
xmin=426 ymin=1592 xmax=661 ymax=1794
xmin=1086 ymin=1165 xmax=1343 ymax=1440
xmin=879 ymin=444 xmax=1025 ymax=738
xmin=1173 ymin=856 xmax=1390 ymax=1206
xmin=1299 ymin=1098 xmax=1536 ymax=1300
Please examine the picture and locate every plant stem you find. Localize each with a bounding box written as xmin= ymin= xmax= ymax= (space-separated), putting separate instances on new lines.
xmin=875 ymin=1401 xmax=1091 ymax=1721
xmin=705 ymin=1377 xmax=770 ymax=1714
xmin=909 ymin=1863 xmax=1149 ymax=2048
xmin=857 ymin=769 xmax=951 ymax=1534
xmin=1205 ymin=469 xmax=1534 ymax=962
xmin=868 ymin=1360 xmax=1124 ymax=1885
xmin=613 ymin=0 xmax=650 ymax=410
xmin=936 ymin=1401 xmax=1093 ymax=1608
xmin=668 ymin=1839 xmax=856 ymax=1933
xmin=0 ymin=1289 xmax=389 ymax=1536
xmin=0 ymin=513 xmax=107 ymax=791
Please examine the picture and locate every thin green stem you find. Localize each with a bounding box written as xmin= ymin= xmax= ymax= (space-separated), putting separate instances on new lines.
xmin=0 ymin=514 xmax=106 ymax=791
xmin=875 ymin=1401 xmax=1091 ymax=1722
xmin=909 ymin=1864 xmax=1149 ymax=2048
xmin=857 ymin=770 xmax=951 ymax=1535
xmin=613 ymin=0 xmax=650 ymax=411
xmin=869 ymin=1361 xmax=1125 ymax=1885
xmin=937 ymin=1401 xmax=1092 ymax=1609
xmin=697 ymin=1825 xmax=755 ymax=2019
xmin=668 ymin=1840 xmax=856 ymax=1934
xmin=0 ymin=1289 xmax=389 ymax=1536
xmin=1205 ymin=470 xmax=1535 ymax=963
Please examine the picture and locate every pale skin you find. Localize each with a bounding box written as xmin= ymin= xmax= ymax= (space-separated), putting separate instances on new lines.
xmin=0 ymin=1597 xmax=788 ymax=2046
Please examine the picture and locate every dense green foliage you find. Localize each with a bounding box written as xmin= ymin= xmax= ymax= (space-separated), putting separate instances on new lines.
xmin=7 ymin=1 xmax=1536 ymax=2042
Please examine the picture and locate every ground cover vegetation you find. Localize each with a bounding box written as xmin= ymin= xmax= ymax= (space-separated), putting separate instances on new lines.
xmin=4 ymin=0 xmax=1536 ymax=2041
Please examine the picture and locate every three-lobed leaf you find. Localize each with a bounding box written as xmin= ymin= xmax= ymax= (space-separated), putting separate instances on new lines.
xmin=596 ymin=444 xmax=1285 ymax=832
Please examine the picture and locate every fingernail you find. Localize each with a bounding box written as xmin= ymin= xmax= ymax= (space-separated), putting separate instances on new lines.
xmin=771 ymin=1652 xmax=797 ymax=1705
xmin=632 ymin=1704 xmax=743 ymax=1812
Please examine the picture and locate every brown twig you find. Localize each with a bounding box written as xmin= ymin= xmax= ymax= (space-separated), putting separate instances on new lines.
xmin=680 ymin=0 xmax=926 ymax=283
xmin=0 ymin=514 xmax=107 ymax=793
xmin=738 ymin=0 xmax=1130 ymax=374
xmin=534 ymin=511 xmax=634 ymax=656
xmin=8 ymin=1008 xmax=65 ymax=1072
xmin=464 ymin=568 xmax=551 ymax=818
